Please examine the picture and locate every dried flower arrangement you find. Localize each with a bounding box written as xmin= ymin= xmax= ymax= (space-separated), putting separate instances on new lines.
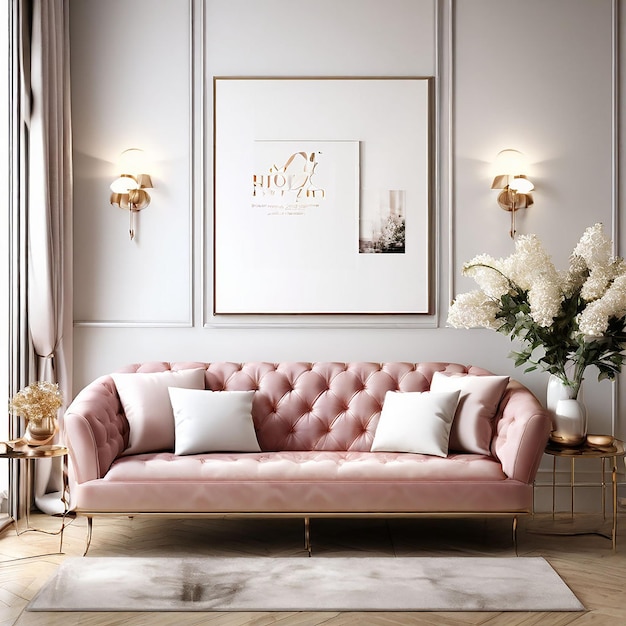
xmin=9 ymin=381 xmax=63 ymax=425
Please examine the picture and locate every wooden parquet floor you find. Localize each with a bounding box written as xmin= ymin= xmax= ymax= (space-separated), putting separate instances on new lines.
xmin=1 ymin=512 xmax=626 ymax=625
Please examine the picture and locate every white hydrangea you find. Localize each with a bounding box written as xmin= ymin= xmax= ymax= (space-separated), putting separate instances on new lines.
xmin=578 ymin=305 xmax=608 ymax=337
xmin=462 ymin=254 xmax=511 ymax=300
xmin=447 ymin=290 xmax=502 ymax=330
xmin=580 ymin=258 xmax=625 ymax=302
xmin=580 ymin=266 xmax=612 ymax=302
xmin=578 ymin=274 xmax=626 ymax=336
xmin=573 ymin=223 xmax=612 ymax=270
xmin=612 ymin=257 xmax=626 ymax=277
xmin=499 ymin=234 xmax=563 ymax=326
xmin=561 ymin=255 xmax=588 ymax=298
xmin=528 ymin=277 xmax=563 ymax=327
xmin=506 ymin=234 xmax=558 ymax=292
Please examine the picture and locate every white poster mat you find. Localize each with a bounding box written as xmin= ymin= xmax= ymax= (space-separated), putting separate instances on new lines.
xmin=213 ymin=77 xmax=432 ymax=314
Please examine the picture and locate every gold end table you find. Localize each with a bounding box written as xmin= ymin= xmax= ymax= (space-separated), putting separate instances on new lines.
xmin=541 ymin=437 xmax=625 ymax=550
xmin=0 ymin=441 xmax=69 ymax=553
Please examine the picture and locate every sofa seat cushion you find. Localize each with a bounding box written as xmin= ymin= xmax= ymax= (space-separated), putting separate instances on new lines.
xmin=103 ymin=450 xmax=506 ymax=481
xmin=71 ymin=451 xmax=532 ymax=514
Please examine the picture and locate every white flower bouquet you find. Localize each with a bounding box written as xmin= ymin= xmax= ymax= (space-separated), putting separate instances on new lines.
xmin=448 ymin=223 xmax=626 ymax=397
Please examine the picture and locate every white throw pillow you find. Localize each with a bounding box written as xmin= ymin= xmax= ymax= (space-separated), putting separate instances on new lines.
xmin=168 ymin=388 xmax=261 ymax=455
xmin=430 ymin=372 xmax=509 ymax=455
xmin=371 ymin=390 xmax=461 ymax=457
xmin=112 ymin=368 xmax=206 ymax=455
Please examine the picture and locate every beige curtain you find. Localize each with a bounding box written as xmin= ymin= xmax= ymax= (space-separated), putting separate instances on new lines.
xmin=20 ymin=0 xmax=73 ymax=515
xmin=8 ymin=0 xmax=31 ymax=522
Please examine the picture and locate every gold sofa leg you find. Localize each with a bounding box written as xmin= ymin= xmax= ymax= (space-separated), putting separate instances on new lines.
xmin=513 ymin=516 xmax=518 ymax=556
xmin=83 ymin=517 xmax=93 ymax=556
xmin=304 ymin=517 xmax=312 ymax=557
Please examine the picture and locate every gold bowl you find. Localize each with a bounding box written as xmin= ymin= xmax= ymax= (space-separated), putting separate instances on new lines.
xmin=549 ymin=432 xmax=585 ymax=447
xmin=586 ymin=434 xmax=614 ymax=447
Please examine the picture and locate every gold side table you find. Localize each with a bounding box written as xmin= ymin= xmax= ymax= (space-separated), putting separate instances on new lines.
xmin=543 ymin=437 xmax=625 ymax=550
xmin=0 ymin=442 xmax=69 ymax=553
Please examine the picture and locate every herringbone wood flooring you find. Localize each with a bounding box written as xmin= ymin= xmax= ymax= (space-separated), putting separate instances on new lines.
xmin=1 ymin=512 xmax=625 ymax=625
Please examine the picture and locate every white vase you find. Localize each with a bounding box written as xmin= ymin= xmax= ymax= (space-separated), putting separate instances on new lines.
xmin=546 ymin=374 xmax=586 ymax=446
xmin=552 ymin=399 xmax=587 ymax=446
xmin=546 ymin=374 xmax=578 ymax=411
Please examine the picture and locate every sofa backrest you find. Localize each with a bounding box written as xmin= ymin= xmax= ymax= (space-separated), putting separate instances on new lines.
xmin=112 ymin=361 xmax=493 ymax=453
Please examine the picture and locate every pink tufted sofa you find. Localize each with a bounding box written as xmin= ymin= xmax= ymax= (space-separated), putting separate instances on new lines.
xmin=63 ymin=361 xmax=551 ymax=553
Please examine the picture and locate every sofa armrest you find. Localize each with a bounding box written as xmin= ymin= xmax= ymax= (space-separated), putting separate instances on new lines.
xmin=64 ymin=375 xmax=129 ymax=484
xmin=491 ymin=380 xmax=551 ymax=484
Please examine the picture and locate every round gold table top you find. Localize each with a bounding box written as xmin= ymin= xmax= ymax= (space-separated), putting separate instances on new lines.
xmin=0 ymin=441 xmax=68 ymax=459
xmin=545 ymin=437 xmax=625 ymax=459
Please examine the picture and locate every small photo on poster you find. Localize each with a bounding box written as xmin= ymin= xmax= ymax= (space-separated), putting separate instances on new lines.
xmin=359 ymin=190 xmax=406 ymax=254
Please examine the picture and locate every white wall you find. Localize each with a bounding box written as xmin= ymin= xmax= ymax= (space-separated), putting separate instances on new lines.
xmin=70 ymin=0 xmax=624 ymax=459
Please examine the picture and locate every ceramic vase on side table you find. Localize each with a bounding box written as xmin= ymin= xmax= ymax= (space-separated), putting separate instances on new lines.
xmin=546 ymin=374 xmax=587 ymax=446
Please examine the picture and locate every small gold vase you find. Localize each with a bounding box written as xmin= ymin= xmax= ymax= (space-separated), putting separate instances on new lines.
xmin=24 ymin=415 xmax=58 ymax=446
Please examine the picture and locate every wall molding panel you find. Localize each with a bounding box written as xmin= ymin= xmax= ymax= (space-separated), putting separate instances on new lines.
xmin=72 ymin=0 xmax=194 ymax=329
xmin=200 ymin=0 xmax=442 ymax=330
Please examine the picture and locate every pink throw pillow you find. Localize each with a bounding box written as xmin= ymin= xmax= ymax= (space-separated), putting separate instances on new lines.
xmin=112 ymin=368 xmax=206 ymax=455
xmin=429 ymin=371 xmax=509 ymax=455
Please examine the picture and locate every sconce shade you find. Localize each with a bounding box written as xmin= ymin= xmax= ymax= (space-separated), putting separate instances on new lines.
xmin=509 ymin=176 xmax=534 ymax=194
xmin=492 ymin=174 xmax=534 ymax=192
xmin=491 ymin=174 xmax=510 ymax=190
xmin=493 ymin=148 xmax=526 ymax=176
xmin=135 ymin=173 xmax=153 ymax=189
xmin=110 ymin=175 xmax=139 ymax=193
xmin=118 ymin=147 xmax=148 ymax=174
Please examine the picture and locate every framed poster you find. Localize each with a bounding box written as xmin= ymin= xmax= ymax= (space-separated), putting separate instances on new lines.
xmin=213 ymin=77 xmax=433 ymax=315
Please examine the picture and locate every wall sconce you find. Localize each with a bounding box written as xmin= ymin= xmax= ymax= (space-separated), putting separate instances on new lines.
xmin=491 ymin=149 xmax=534 ymax=239
xmin=110 ymin=148 xmax=153 ymax=241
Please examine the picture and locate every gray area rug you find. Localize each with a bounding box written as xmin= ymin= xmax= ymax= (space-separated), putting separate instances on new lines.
xmin=28 ymin=556 xmax=584 ymax=612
